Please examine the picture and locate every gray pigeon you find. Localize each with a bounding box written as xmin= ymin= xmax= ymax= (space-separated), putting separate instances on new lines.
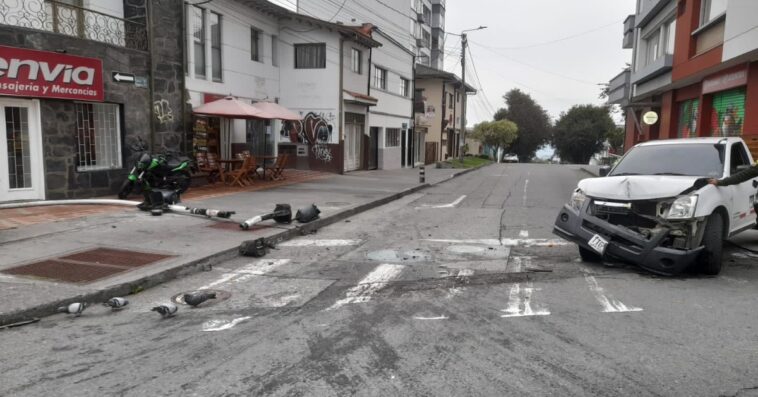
xmin=151 ymin=303 xmax=178 ymax=318
xmin=183 ymin=291 xmax=217 ymax=307
xmin=103 ymin=297 xmax=129 ymax=310
xmin=58 ymin=302 xmax=87 ymax=317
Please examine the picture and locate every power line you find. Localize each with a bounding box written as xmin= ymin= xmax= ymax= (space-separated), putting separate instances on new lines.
xmin=481 ymin=19 xmax=623 ymax=50
xmin=326 ymin=0 xmax=349 ymax=22
xmin=466 ymin=45 xmax=496 ymax=115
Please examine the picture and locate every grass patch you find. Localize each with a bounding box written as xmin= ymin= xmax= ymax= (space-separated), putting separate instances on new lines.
xmin=445 ymin=157 xmax=492 ymax=169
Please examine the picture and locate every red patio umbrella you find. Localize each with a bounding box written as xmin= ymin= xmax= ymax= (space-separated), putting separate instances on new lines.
xmin=193 ymin=96 xmax=265 ymax=119
xmin=250 ymin=102 xmax=302 ymax=121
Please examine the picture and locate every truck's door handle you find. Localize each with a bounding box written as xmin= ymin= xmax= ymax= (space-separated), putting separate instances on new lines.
xmin=753 ymin=180 xmax=758 ymax=188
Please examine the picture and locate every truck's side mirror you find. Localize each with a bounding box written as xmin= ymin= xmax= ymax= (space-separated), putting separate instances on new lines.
xmin=599 ymin=166 xmax=611 ymax=177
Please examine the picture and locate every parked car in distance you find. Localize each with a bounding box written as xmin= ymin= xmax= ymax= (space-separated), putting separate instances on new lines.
xmin=553 ymin=137 xmax=758 ymax=275
xmin=503 ymin=154 xmax=519 ymax=163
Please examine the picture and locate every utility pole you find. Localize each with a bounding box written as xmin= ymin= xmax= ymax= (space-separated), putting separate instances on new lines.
xmin=459 ymin=33 xmax=467 ymax=162
xmin=456 ymin=26 xmax=486 ymax=162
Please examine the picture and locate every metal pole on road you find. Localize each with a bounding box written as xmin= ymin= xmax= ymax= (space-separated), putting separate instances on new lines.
xmin=458 ymin=26 xmax=486 ymax=163
xmin=419 ymin=164 xmax=425 ymax=183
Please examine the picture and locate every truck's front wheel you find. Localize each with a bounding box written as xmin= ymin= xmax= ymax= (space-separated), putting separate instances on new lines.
xmin=699 ymin=212 xmax=724 ymax=275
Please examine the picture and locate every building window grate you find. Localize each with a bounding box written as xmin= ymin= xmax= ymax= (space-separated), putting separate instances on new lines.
xmin=75 ymin=103 xmax=122 ymax=172
xmin=385 ymin=128 xmax=400 ymax=147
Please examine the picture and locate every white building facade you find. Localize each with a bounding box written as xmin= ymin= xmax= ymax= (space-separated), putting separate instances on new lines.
xmin=369 ymin=29 xmax=416 ymax=169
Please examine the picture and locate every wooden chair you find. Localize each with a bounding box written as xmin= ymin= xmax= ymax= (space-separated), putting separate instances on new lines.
xmin=196 ymin=152 xmax=223 ymax=184
xmin=265 ymin=153 xmax=288 ymax=181
xmin=226 ymin=155 xmax=255 ymax=187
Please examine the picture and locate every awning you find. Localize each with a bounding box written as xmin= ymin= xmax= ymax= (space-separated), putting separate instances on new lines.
xmin=193 ymin=96 xmax=265 ymax=119
xmin=251 ymin=101 xmax=302 ymax=121
xmin=343 ymin=90 xmax=378 ymax=106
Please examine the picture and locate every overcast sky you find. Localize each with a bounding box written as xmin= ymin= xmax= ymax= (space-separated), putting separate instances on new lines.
xmin=445 ymin=0 xmax=636 ymax=126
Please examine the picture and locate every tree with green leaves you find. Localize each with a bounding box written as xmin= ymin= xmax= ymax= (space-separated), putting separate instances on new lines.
xmin=552 ymin=105 xmax=616 ymax=164
xmin=493 ymin=89 xmax=551 ymax=162
xmin=471 ymin=119 xmax=518 ymax=163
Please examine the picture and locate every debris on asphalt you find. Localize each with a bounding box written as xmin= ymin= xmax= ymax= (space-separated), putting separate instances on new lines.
xmin=183 ymin=291 xmax=217 ymax=307
xmin=239 ymin=204 xmax=292 ymax=229
xmin=58 ymin=302 xmax=87 ymax=317
xmin=239 ymin=238 xmax=269 ymax=257
xmin=0 ymin=318 xmax=40 ymax=330
xmin=103 ymin=297 xmax=129 ymax=310
xmin=151 ymin=303 xmax=178 ymax=318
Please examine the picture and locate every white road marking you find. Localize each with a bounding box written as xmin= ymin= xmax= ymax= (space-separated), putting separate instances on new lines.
xmin=423 ymin=238 xmax=569 ymax=247
xmin=413 ymin=316 xmax=449 ymax=320
xmin=278 ymin=239 xmax=362 ymax=247
xmin=522 ymin=179 xmax=529 ymax=207
xmin=509 ymin=256 xmax=532 ymax=273
xmin=446 ymin=287 xmax=465 ymax=298
xmin=327 ymin=263 xmax=405 ymax=310
xmin=719 ymin=276 xmax=749 ymax=284
xmin=456 ymin=269 xmax=474 ymax=277
xmin=260 ymin=294 xmax=302 ymax=307
xmin=519 ymin=230 xmax=529 ymax=238
xmin=501 ymin=282 xmax=550 ymax=318
xmin=201 ymin=316 xmax=251 ymax=332
xmin=198 ymin=259 xmax=291 ymax=290
xmin=415 ymin=195 xmax=467 ymax=209
xmin=584 ymin=275 xmax=643 ymax=313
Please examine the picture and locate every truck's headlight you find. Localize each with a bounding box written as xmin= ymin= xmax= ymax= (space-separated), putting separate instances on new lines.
xmin=570 ymin=189 xmax=587 ymax=211
xmin=665 ymin=195 xmax=698 ymax=219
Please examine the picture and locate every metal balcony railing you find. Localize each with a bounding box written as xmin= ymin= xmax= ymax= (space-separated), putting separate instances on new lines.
xmin=0 ymin=0 xmax=148 ymax=51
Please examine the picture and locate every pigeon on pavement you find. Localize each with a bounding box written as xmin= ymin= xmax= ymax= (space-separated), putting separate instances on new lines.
xmin=58 ymin=302 xmax=87 ymax=317
xmin=103 ymin=297 xmax=129 ymax=310
xmin=151 ymin=303 xmax=178 ymax=318
xmin=183 ymin=291 xmax=217 ymax=307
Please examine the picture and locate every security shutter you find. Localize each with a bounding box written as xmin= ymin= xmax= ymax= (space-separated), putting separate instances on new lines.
xmin=677 ymin=99 xmax=699 ymax=138
xmin=710 ymin=88 xmax=746 ymax=137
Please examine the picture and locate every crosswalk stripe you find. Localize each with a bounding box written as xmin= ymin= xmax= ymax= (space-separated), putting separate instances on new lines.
xmin=423 ymin=238 xmax=570 ymax=247
xmin=584 ymin=275 xmax=643 ymax=313
xmin=198 ymin=259 xmax=291 ymax=290
xmin=501 ymin=282 xmax=550 ymax=318
xmin=327 ymin=263 xmax=405 ymax=311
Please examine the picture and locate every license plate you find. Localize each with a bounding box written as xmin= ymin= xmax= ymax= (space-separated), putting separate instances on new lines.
xmin=588 ymin=234 xmax=609 ymax=255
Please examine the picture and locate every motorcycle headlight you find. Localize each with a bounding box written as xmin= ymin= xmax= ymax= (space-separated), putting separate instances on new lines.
xmin=570 ymin=189 xmax=587 ymax=211
xmin=665 ymin=195 xmax=698 ymax=219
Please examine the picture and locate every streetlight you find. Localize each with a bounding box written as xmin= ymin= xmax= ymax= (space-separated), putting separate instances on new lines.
xmin=456 ymin=26 xmax=487 ymax=162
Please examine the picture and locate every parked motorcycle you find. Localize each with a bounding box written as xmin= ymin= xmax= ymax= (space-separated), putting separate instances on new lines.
xmin=118 ymin=137 xmax=195 ymax=200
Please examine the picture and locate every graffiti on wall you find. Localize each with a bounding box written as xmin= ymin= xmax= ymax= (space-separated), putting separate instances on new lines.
xmin=154 ymin=99 xmax=174 ymax=125
xmin=282 ymin=111 xmax=336 ymax=162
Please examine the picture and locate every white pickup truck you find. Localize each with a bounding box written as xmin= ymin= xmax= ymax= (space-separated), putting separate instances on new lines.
xmin=554 ymin=137 xmax=758 ymax=275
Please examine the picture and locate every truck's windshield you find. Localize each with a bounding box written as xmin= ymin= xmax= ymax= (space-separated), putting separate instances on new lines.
xmin=609 ymin=143 xmax=724 ymax=178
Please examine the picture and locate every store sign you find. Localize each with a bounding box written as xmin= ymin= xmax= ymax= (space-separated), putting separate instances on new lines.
xmin=643 ymin=111 xmax=659 ymax=125
xmin=702 ymin=67 xmax=748 ymax=94
xmin=0 ymin=45 xmax=104 ymax=101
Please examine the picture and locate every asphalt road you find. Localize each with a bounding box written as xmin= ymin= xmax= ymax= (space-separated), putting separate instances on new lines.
xmin=2 ymin=163 xmax=758 ymax=397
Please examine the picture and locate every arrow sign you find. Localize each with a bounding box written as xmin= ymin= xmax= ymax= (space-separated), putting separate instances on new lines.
xmin=112 ymin=72 xmax=135 ymax=83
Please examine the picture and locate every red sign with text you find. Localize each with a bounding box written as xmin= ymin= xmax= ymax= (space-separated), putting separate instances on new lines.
xmin=0 ymin=45 xmax=104 ymax=101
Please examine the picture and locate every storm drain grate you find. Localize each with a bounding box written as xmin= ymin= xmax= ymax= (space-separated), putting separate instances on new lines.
xmin=1 ymin=248 xmax=175 ymax=284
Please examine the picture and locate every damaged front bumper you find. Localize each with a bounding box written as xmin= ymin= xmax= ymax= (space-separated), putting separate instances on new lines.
xmin=552 ymin=204 xmax=704 ymax=275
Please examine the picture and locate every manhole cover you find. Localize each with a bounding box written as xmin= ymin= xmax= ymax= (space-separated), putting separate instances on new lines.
xmin=171 ymin=289 xmax=231 ymax=307
xmin=1 ymin=248 xmax=175 ymax=284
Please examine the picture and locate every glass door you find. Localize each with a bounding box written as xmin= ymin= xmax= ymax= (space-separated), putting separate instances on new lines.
xmin=0 ymin=99 xmax=43 ymax=202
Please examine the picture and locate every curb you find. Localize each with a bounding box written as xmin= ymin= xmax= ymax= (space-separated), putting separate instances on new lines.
xmin=0 ymin=164 xmax=486 ymax=326
xmin=580 ymin=167 xmax=600 ymax=178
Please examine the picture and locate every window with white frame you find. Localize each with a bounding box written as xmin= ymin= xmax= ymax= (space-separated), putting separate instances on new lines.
xmin=210 ymin=12 xmax=222 ymax=81
xmin=385 ymin=128 xmax=400 ymax=147
xmin=295 ymin=43 xmax=326 ymax=69
xmin=700 ymin=0 xmax=727 ymax=27
xmin=373 ymin=65 xmax=387 ymax=89
xmin=351 ymin=48 xmax=362 ymax=74
xmin=75 ymin=103 xmax=122 ymax=171
xmin=400 ymin=78 xmax=410 ymax=97
xmin=192 ymin=6 xmax=205 ymax=78
xmin=644 ymin=29 xmax=661 ymax=66
xmin=664 ymin=18 xmax=676 ymax=55
xmin=251 ymin=27 xmax=261 ymax=62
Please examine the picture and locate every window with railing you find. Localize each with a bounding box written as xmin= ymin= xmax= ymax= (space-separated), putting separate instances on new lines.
xmin=75 ymin=103 xmax=122 ymax=171
xmin=0 ymin=0 xmax=147 ymax=50
xmin=210 ymin=12 xmax=222 ymax=81
xmin=386 ymin=128 xmax=400 ymax=147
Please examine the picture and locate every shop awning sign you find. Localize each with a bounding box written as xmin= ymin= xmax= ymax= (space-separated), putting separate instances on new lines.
xmin=702 ymin=66 xmax=748 ymax=94
xmin=0 ymin=45 xmax=104 ymax=101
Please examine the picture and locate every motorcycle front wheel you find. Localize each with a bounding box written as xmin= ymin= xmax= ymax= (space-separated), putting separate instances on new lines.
xmin=118 ymin=179 xmax=134 ymax=199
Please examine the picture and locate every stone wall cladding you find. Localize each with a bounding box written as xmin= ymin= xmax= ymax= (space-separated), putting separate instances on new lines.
xmin=0 ymin=0 xmax=184 ymax=199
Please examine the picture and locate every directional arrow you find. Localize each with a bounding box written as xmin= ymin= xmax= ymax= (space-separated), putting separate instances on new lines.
xmin=112 ymin=72 xmax=135 ymax=83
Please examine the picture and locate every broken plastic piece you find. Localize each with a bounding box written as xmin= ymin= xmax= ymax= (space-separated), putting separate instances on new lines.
xmin=295 ymin=204 xmax=320 ymax=223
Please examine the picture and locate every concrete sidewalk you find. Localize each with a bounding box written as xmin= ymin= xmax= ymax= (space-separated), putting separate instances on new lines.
xmin=0 ymin=165 xmax=484 ymax=326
